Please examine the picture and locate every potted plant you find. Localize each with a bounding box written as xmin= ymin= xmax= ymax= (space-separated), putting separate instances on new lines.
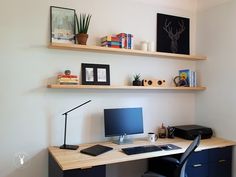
xmin=133 ymin=73 xmax=142 ymax=86
xmin=75 ymin=13 xmax=92 ymax=45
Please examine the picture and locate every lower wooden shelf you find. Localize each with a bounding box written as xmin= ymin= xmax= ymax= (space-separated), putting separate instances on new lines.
xmin=47 ymin=84 xmax=206 ymax=91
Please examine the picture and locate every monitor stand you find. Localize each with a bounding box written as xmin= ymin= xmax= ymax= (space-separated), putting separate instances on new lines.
xmin=113 ymin=135 xmax=133 ymax=145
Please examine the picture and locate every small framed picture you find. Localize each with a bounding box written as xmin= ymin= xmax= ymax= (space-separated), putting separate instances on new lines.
xmin=81 ymin=63 xmax=110 ymax=85
xmin=50 ymin=6 xmax=76 ymax=44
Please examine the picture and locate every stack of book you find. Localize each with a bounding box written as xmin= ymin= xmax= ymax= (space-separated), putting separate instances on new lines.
xmin=57 ymin=74 xmax=79 ymax=85
xmin=101 ymin=33 xmax=134 ymax=49
xmin=179 ymin=69 xmax=197 ymax=87
xmin=101 ymin=35 xmax=121 ymax=48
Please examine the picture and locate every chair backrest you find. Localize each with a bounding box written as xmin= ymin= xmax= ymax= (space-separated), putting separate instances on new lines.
xmin=179 ymin=135 xmax=201 ymax=165
xmin=172 ymin=135 xmax=201 ymax=177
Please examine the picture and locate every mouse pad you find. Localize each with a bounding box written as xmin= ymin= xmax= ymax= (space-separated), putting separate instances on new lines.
xmin=80 ymin=144 xmax=113 ymax=156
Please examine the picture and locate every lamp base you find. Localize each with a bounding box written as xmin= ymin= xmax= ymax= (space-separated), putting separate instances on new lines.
xmin=60 ymin=144 xmax=79 ymax=150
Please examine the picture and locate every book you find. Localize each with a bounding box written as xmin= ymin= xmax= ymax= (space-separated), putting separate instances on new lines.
xmin=179 ymin=69 xmax=197 ymax=87
xmin=192 ymin=71 xmax=197 ymax=87
xmin=189 ymin=71 xmax=197 ymax=87
xmin=101 ymin=35 xmax=120 ymax=42
xmin=58 ymin=78 xmax=79 ymax=81
xmin=179 ymin=69 xmax=190 ymax=87
xmin=58 ymin=79 xmax=78 ymax=83
xmin=101 ymin=41 xmax=121 ymax=46
xmin=117 ymin=33 xmax=126 ymax=48
xmin=59 ymin=82 xmax=78 ymax=85
xmin=58 ymin=80 xmax=78 ymax=83
xmin=127 ymin=34 xmax=134 ymax=49
xmin=58 ymin=74 xmax=78 ymax=78
xmin=102 ymin=45 xmax=120 ymax=48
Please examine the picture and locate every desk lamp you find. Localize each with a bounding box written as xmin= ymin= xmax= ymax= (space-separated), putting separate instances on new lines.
xmin=60 ymin=100 xmax=91 ymax=150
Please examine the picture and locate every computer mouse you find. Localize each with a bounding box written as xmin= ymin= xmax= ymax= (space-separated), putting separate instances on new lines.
xmin=160 ymin=145 xmax=172 ymax=150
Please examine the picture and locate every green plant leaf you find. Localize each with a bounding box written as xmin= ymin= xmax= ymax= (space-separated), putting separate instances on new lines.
xmin=75 ymin=13 xmax=92 ymax=34
xmin=75 ymin=13 xmax=79 ymax=34
xmin=82 ymin=14 xmax=86 ymax=33
xmin=85 ymin=14 xmax=91 ymax=33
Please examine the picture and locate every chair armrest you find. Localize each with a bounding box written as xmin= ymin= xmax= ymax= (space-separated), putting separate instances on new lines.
xmin=159 ymin=157 xmax=180 ymax=166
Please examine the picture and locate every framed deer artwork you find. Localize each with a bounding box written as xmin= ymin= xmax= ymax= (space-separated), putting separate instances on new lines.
xmin=156 ymin=13 xmax=190 ymax=55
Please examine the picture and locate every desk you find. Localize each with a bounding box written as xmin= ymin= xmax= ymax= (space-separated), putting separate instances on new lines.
xmin=48 ymin=137 xmax=235 ymax=177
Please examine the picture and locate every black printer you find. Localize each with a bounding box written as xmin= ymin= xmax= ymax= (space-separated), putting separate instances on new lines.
xmin=174 ymin=125 xmax=213 ymax=140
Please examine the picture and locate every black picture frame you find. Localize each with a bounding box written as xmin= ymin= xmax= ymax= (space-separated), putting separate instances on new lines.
xmin=50 ymin=6 xmax=76 ymax=44
xmin=81 ymin=63 xmax=110 ymax=85
xmin=156 ymin=13 xmax=190 ymax=55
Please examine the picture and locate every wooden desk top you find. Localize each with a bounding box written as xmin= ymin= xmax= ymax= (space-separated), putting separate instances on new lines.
xmin=48 ymin=137 xmax=236 ymax=171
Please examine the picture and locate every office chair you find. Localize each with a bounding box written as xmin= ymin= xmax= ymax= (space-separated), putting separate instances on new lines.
xmin=142 ymin=135 xmax=201 ymax=177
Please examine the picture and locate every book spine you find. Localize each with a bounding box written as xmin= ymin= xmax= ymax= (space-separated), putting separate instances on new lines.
xmin=58 ymin=80 xmax=78 ymax=83
xmin=101 ymin=41 xmax=121 ymax=46
xmin=128 ymin=34 xmax=133 ymax=49
xmin=58 ymin=78 xmax=79 ymax=81
xmin=193 ymin=71 xmax=197 ymax=87
xmin=126 ymin=33 xmax=128 ymax=49
xmin=117 ymin=33 xmax=126 ymax=48
xmin=130 ymin=35 xmax=134 ymax=49
xmin=190 ymin=71 xmax=193 ymax=87
xmin=121 ymin=37 xmax=125 ymax=48
xmin=127 ymin=34 xmax=130 ymax=49
xmin=59 ymin=82 xmax=78 ymax=85
xmin=108 ymin=45 xmax=120 ymax=48
xmin=101 ymin=35 xmax=120 ymax=42
xmin=101 ymin=45 xmax=120 ymax=48
xmin=58 ymin=75 xmax=78 ymax=78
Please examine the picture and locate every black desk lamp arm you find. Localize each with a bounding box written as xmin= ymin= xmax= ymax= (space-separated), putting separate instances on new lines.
xmin=62 ymin=100 xmax=91 ymax=115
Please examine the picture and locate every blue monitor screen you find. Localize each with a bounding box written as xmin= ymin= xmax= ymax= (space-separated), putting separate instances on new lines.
xmin=104 ymin=107 xmax=144 ymax=137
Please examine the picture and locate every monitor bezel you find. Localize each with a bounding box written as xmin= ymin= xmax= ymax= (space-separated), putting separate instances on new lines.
xmin=104 ymin=107 xmax=144 ymax=138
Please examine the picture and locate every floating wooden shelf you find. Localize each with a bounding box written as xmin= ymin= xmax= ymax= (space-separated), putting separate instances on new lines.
xmin=48 ymin=43 xmax=207 ymax=61
xmin=47 ymin=84 xmax=206 ymax=91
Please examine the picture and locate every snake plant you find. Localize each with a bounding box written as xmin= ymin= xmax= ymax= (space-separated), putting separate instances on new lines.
xmin=75 ymin=13 xmax=92 ymax=34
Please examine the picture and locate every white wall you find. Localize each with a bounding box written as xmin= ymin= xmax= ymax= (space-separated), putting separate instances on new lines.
xmin=196 ymin=0 xmax=236 ymax=176
xmin=0 ymin=0 xmax=199 ymax=177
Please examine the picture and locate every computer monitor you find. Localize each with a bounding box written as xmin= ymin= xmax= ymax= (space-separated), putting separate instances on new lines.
xmin=104 ymin=107 xmax=144 ymax=144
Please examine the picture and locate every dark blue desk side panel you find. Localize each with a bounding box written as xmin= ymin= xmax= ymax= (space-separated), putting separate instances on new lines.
xmin=208 ymin=146 xmax=232 ymax=177
xmin=186 ymin=150 xmax=208 ymax=177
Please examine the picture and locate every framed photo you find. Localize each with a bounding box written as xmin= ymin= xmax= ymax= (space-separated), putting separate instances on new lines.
xmin=156 ymin=13 xmax=189 ymax=54
xmin=81 ymin=63 xmax=110 ymax=85
xmin=50 ymin=6 xmax=76 ymax=44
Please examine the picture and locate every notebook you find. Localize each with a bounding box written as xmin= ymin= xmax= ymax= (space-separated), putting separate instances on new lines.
xmin=80 ymin=144 xmax=113 ymax=156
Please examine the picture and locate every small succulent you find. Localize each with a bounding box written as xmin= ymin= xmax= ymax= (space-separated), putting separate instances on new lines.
xmin=75 ymin=13 xmax=92 ymax=34
xmin=133 ymin=73 xmax=141 ymax=81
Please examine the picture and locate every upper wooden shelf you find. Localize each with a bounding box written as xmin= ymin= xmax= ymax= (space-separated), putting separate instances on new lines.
xmin=48 ymin=43 xmax=207 ymax=61
xmin=47 ymin=84 xmax=206 ymax=91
